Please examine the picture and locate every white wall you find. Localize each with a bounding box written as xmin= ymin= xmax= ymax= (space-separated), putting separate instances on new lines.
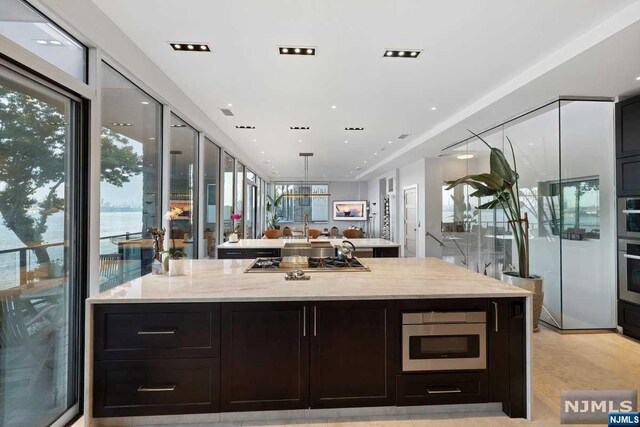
xmin=277 ymin=181 xmax=369 ymax=233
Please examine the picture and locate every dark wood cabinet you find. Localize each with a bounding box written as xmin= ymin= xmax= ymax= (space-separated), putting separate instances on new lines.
xmin=93 ymin=304 xmax=221 ymax=417
xmin=94 ymin=358 xmax=220 ymax=417
xmin=397 ymin=372 xmax=488 ymax=406
xmin=619 ymin=300 xmax=640 ymax=340
xmin=218 ymin=248 xmax=281 ymax=259
xmin=220 ymin=302 xmax=309 ymax=412
xmin=617 ymin=97 xmax=640 ymax=158
xmin=373 ymin=247 xmax=400 ymax=258
xmin=488 ymin=298 xmax=526 ymax=418
xmin=94 ymin=303 xmax=220 ymax=360
xmin=310 ymin=300 xmax=395 ymax=408
xmin=617 ymin=155 xmax=640 ymax=196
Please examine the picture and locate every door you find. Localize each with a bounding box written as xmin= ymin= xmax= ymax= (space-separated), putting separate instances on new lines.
xmin=0 ymin=64 xmax=85 ymax=426
xmin=310 ymin=301 xmax=395 ymax=408
xmin=403 ymin=186 xmax=418 ymax=257
xmin=221 ymin=302 xmax=309 ymax=412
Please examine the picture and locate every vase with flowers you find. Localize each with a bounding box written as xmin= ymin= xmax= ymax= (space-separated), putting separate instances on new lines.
xmin=162 ymin=207 xmax=186 ymax=276
xmin=227 ymin=213 xmax=242 ymax=243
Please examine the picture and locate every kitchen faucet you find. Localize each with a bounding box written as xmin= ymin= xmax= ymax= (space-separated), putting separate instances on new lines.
xmin=304 ymin=214 xmax=309 ymax=242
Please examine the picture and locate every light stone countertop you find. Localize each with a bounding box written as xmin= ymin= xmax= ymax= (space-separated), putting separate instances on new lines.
xmin=217 ymin=238 xmax=401 ymax=249
xmin=88 ymin=257 xmax=530 ymax=304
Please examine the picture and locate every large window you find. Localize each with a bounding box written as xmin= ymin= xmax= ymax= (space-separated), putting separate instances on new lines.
xmin=222 ymin=152 xmax=235 ymax=238
xmin=551 ymin=177 xmax=600 ymax=239
xmin=169 ymin=114 xmax=197 ymax=259
xmin=0 ymin=63 xmax=83 ymax=427
xmin=235 ymin=162 xmax=244 ymax=236
xmin=202 ymin=138 xmax=219 ymax=258
xmin=100 ymin=62 xmax=161 ymax=286
xmin=0 ymin=0 xmax=87 ymax=81
xmin=275 ymin=183 xmax=329 ymax=223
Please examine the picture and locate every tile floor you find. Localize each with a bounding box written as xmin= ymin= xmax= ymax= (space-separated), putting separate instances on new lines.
xmin=72 ymin=327 xmax=640 ymax=427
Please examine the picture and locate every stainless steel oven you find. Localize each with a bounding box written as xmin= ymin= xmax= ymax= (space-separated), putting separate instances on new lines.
xmin=402 ymin=311 xmax=486 ymax=372
xmin=619 ymin=239 xmax=640 ymax=305
xmin=618 ymin=197 xmax=640 ymax=238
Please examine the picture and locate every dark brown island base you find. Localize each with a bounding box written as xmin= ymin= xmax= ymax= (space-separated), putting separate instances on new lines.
xmin=86 ymin=258 xmax=531 ymax=425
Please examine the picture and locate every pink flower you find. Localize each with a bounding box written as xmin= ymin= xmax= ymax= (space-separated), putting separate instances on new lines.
xmin=231 ymin=213 xmax=242 ymax=221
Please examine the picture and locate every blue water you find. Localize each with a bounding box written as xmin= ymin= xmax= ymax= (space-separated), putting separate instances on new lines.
xmin=0 ymin=211 xmax=143 ymax=289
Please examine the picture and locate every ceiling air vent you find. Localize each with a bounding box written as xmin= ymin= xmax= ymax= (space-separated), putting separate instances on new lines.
xmin=290 ymin=126 xmax=310 ymax=130
xmin=345 ymin=127 xmax=364 ymax=131
xmin=236 ymin=125 xmax=255 ymax=129
xmin=398 ymin=133 xmax=410 ymax=139
xmin=220 ymin=108 xmax=234 ymax=117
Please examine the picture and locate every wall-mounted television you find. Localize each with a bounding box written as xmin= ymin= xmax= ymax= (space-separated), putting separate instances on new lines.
xmin=333 ymin=200 xmax=367 ymax=221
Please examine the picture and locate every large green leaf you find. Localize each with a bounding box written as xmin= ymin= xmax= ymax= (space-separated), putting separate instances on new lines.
xmin=477 ymin=199 xmax=502 ymax=210
xmin=445 ymin=173 xmax=506 ymax=191
xmin=467 ymin=130 xmax=518 ymax=184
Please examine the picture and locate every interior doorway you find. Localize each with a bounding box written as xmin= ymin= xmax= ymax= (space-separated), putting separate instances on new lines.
xmin=403 ymin=185 xmax=418 ymax=257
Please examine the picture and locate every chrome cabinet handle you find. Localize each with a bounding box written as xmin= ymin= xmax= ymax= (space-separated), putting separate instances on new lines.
xmin=137 ymin=329 xmax=176 ymax=335
xmin=313 ymin=306 xmax=317 ymax=337
xmin=303 ymin=306 xmax=306 ymax=337
xmin=138 ymin=385 xmax=176 ymax=392
xmin=492 ymin=301 xmax=499 ymax=333
xmin=622 ymin=210 xmax=640 ymax=214
xmin=624 ymin=254 xmax=640 ymax=261
xmin=426 ymin=387 xmax=461 ymax=394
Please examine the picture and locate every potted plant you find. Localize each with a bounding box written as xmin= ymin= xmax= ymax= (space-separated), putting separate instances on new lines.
xmin=445 ymin=131 xmax=543 ymax=331
xmin=163 ymin=207 xmax=186 ymax=276
xmin=227 ymin=213 xmax=242 ymax=243
xmin=266 ymin=193 xmax=284 ymax=230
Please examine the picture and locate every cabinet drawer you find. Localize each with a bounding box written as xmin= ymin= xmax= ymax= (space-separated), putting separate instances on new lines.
xmin=218 ymin=248 xmax=280 ymax=259
xmin=94 ymin=358 xmax=220 ymax=417
xmin=95 ymin=303 xmax=220 ymax=360
xmin=619 ymin=301 xmax=640 ymax=340
xmin=397 ymin=372 xmax=488 ymax=406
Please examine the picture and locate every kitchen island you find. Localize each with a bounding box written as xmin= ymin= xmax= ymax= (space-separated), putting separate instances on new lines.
xmin=85 ymin=258 xmax=531 ymax=426
xmin=217 ymin=238 xmax=401 ymax=259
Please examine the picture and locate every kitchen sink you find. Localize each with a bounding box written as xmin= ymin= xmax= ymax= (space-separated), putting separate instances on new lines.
xmin=282 ymin=240 xmax=335 ymax=257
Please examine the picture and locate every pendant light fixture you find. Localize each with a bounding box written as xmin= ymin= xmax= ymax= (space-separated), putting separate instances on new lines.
xmin=282 ymin=153 xmax=331 ymax=199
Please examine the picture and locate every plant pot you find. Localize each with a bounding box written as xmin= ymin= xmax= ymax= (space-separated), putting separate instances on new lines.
xmin=168 ymin=258 xmax=185 ymax=276
xmin=228 ymin=233 xmax=239 ymax=243
xmin=501 ymin=271 xmax=544 ymax=332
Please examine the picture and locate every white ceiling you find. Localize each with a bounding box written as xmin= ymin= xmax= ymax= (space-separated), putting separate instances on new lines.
xmin=89 ymin=0 xmax=639 ymax=181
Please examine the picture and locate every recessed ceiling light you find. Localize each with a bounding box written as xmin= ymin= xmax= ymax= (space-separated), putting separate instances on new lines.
xmin=111 ymin=122 xmax=133 ymax=127
xmin=431 ymin=106 xmax=437 ymax=111
xmin=388 ymin=141 xmax=392 ymax=144
xmin=364 ymin=160 xmax=367 ymax=163
xmin=36 ymin=39 xmax=47 ymax=45
xmin=50 ymin=40 xmax=61 ymax=45
xmin=252 ymin=139 xmax=256 ymax=142
xmin=170 ymin=124 xmax=186 ymax=128
xmin=345 ymin=127 xmax=364 ymax=131
xmin=290 ymin=126 xmax=310 ymax=130
xmin=148 ymin=137 xmax=155 ymax=140
xmin=261 ymin=151 xmax=265 ymax=154
xmin=298 ymin=139 xmax=302 ymax=143
xmin=170 ymin=42 xmax=210 ymax=52
xmin=227 ymin=103 xmax=233 ymax=107
xmin=344 ymin=140 xmax=348 ymax=144
xmin=331 ymin=105 xmax=337 ymax=109
xmin=236 ymin=125 xmax=256 ymax=129
xmin=279 ymin=46 xmax=316 ymax=56
xmin=374 ymin=152 xmax=378 ymax=156
xmin=141 ymin=101 xmax=149 ymax=105
xmin=457 ymin=154 xmax=474 ymax=160
xmin=383 ymin=49 xmax=422 ymax=58
xmin=636 ymin=76 xmax=640 ymax=81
